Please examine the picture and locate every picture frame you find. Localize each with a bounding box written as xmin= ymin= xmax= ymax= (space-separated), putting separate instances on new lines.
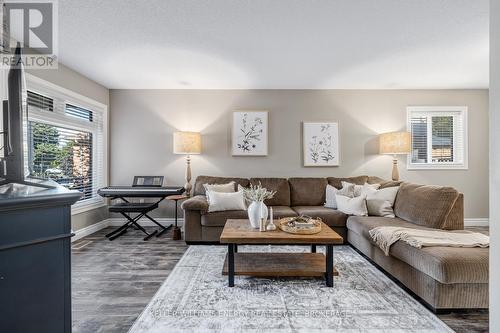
xmin=302 ymin=122 xmax=340 ymax=167
xmin=232 ymin=111 xmax=268 ymax=156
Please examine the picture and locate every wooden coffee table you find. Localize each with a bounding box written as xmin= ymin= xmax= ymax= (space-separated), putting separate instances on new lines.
xmin=220 ymin=219 xmax=343 ymax=287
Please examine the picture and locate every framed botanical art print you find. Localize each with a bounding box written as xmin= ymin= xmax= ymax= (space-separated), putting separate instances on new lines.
xmin=232 ymin=111 xmax=268 ymax=156
xmin=303 ymin=122 xmax=340 ymax=166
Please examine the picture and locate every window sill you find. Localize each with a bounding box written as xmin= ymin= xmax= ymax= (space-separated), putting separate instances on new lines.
xmin=407 ymin=164 xmax=468 ymax=170
xmin=71 ymin=199 xmax=107 ymax=215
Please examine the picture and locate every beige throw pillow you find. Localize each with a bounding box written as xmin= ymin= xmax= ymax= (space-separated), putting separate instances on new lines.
xmin=364 ymin=186 xmax=400 ymax=217
xmin=325 ymin=184 xmax=355 ymax=209
xmin=335 ymin=194 xmax=368 ymax=216
xmin=203 ymin=181 xmax=235 ymax=193
xmin=366 ymin=200 xmax=396 ymax=218
xmin=206 ymin=190 xmax=246 ymax=212
xmin=342 ymin=181 xmax=380 ymax=197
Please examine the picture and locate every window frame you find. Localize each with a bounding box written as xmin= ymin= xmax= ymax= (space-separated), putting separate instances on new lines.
xmin=26 ymin=74 xmax=109 ymax=215
xmin=406 ymin=106 xmax=468 ymax=170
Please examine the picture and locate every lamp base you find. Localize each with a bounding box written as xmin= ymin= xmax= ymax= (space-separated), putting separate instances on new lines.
xmin=184 ymin=155 xmax=192 ymax=197
xmin=392 ymin=158 xmax=400 ymax=181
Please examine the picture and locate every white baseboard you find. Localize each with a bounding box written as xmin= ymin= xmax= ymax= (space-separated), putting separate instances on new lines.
xmin=72 ymin=219 xmax=110 ymax=242
xmin=464 ymin=218 xmax=489 ymax=227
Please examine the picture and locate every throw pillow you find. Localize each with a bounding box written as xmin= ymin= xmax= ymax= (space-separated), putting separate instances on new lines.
xmin=366 ymin=200 xmax=396 ymax=218
xmin=364 ymin=186 xmax=400 ymax=217
xmin=325 ymin=184 xmax=355 ymax=209
xmin=206 ymin=190 xmax=246 ymax=212
xmin=342 ymin=181 xmax=380 ymax=197
xmin=203 ymin=182 xmax=235 ymax=203
xmin=335 ymin=194 xmax=368 ymax=216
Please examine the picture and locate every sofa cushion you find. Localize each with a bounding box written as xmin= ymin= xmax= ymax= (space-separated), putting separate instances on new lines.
xmin=193 ymin=176 xmax=249 ymax=196
xmin=270 ymin=206 xmax=298 ymax=218
xmin=347 ymin=216 xmax=428 ymax=237
xmin=327 ymin=176 xmax=368 ymax=189
xmin=289 ymin=178 xmax=327 ymax=206
xmin=347 ymin=216 xmax=489 ymax=284
xmin=292 ymin=206 xmax=348 ymax=227
xmin=250 ymin=178 xmax=291 ymax=206
xmin=200 ymin=210 xmax=249 ymax=227
xmin=394 ymin=182 xmax=459 ymax=229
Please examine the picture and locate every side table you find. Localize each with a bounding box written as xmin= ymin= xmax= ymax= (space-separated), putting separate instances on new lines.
xmin=166 ymin=194 xmax=189 ymax=240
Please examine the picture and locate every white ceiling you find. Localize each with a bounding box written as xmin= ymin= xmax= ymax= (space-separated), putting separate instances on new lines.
xmin=58 ymin=0 xmax=489 ymax=89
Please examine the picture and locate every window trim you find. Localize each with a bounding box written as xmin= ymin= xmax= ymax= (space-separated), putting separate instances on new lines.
xmin=26 ymin=73 xmax=109 ymax=215
xmin=406 ymin=106 xmax=468 ymax=170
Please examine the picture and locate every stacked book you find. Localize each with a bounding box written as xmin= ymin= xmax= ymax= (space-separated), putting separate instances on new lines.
xmin=286 ymin=215 xmax=316 ymax=230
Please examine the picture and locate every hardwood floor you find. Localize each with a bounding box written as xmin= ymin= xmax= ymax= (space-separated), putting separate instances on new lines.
xmin=72 ymin=227 xmax=188 ymax=333
xmin=72 ymin=227 xmax=489 ymax=333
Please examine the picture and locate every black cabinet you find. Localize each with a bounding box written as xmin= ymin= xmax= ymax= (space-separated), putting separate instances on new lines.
xmin=0 ymin=180 xmax=81 ymax=333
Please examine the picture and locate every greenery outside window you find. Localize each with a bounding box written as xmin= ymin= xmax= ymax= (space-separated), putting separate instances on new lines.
xmin=26 ymin=75 xmax=108 ymax=213
xmin=28 ymin=122 xmax=94 ymax=200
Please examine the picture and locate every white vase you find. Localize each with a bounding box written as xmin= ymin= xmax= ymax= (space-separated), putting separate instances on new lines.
xmin=247 ymin=201 xmax=268 ymax=229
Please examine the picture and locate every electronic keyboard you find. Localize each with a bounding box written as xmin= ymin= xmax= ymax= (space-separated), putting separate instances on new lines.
xmin=98 ymin=185 xmax=184 ymax=198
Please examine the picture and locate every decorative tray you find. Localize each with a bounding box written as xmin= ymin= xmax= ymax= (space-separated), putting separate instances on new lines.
xmin=278 ymin=216 xmax=322 ymax=235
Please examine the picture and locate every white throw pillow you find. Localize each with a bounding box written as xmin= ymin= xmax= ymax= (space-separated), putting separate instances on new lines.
xmin=342 ymin=181 xmax=380 ymax=197
xmin=324 ymin=184 xmax=355 ymax=209
xmin=364 ymin=186 xmax=400 ymax=217
xmin=206 ymin=190 xmax=246 ymax=212
xmin=204 ymin=182 xmax=235 ymax=203
xmin=335 ymin=194 xmax=368 ymax=216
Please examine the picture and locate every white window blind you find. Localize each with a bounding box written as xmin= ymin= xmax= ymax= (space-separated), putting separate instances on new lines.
xmin=407 ymin=106 xmax=467 ymax=169
xmin=66 ymin=103 xmax=93 ymax=122
xmin=25 ymin=77 xmax=107 ymax=210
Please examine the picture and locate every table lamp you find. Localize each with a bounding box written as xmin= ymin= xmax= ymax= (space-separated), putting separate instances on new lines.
xmin=173 ymin=131 xmax=202 ymax=196
xmin=379 ymin=131 xmax=411 ymax=181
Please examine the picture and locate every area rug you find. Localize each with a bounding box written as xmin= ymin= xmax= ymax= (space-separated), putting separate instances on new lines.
xmin=129 ymin=245 xmax=452 ymax=332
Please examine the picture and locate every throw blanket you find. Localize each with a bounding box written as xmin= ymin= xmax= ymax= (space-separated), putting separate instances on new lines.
xmin=369 ymin=226 xmax=490 ymax=256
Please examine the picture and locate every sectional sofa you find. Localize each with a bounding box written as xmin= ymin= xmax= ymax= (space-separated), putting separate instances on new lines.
xmin=181 ymin=175 xmax=489 ymax=311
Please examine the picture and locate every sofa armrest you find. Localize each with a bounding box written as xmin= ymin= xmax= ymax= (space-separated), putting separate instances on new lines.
xmin=181 ymin=195 xmax=209 ymax=212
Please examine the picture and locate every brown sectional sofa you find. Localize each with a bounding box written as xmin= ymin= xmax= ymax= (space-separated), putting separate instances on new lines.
xmin=181 ymin=175 xmax=489 ymax=311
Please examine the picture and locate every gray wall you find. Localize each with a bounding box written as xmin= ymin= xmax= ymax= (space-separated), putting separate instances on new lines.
xmin=110 ymin=89 xmax=489 ymax=219
xmin=490 ymin=0 xmax=499 ymax=329
xmin=28 ymin=64 xmax=110 ymax=231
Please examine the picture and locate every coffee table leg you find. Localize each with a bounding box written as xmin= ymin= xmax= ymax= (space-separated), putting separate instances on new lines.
xmin=228 ymin=244 xmax=235 ymax=287
xmin=311 ymin=245 xmax=316 ymax=253
xmin=326 ymin=244 xmax=334 ymax=287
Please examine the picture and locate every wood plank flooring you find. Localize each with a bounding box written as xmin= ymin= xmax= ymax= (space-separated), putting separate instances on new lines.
xmin=72 ymin=227 xmax=489 ymax=333
xmin=72 ymin=227 xmax=188 ymax=333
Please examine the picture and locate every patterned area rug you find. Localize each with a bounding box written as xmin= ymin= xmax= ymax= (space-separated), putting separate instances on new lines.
xmin=129 ymin=245 xmax=452 ymax=332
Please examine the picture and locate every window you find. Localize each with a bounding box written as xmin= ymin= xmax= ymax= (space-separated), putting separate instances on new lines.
xmin=26 ymin=75 xmax=108 ymax=213
xmin=28 ymin=122 xmax=94 ymax=200
xmin=27 ymin=91 xmax=54 ymax=112
xmin=407 ymin=106 xmax=468 ymax=169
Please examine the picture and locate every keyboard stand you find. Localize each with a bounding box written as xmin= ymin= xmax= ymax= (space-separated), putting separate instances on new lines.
xmin=97 ymin=185 xmax=185 ymax=241
xmin=106 ymin=197 xmax=171 ymax=241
